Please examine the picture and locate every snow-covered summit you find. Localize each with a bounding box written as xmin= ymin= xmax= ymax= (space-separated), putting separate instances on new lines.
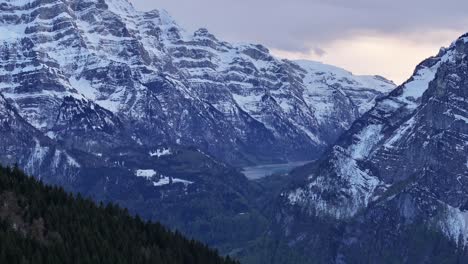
xmin=0 ymin=0 xmax=395 ymax=165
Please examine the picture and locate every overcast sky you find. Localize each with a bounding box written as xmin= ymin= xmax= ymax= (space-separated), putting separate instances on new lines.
xmin=131 ymin=0 xmax=467 ymax=84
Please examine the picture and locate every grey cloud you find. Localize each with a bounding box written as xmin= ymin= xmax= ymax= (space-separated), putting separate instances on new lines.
xmin=130 ymin=0 xmax=468 ymax=53
xmin=313 ymin=47 xmax=326 ymax=57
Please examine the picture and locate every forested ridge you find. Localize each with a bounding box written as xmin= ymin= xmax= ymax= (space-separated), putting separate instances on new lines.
xmin=0 ymin=165 xmax=239 ymax=264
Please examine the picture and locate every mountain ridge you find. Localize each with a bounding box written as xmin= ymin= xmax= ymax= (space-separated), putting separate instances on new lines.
xmin=0 ymin=0 xmax=395 ymax=166
xmin=267 ymin=33 xmax=468 ymax=264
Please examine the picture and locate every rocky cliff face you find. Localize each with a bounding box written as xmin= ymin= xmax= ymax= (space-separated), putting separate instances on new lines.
xmin=0 ymin=0 xmax=394 ymax=166
xmin=0 ymin=92 xmax=86 ymax=190
xmin=274 ymin=34 xmax=468 ymax=263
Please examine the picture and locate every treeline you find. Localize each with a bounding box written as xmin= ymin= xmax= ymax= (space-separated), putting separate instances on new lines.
xmin=0 ymin=165 xmax=239 ymax=264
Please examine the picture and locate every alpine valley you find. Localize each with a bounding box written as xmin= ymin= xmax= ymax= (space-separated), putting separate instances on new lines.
xmin=0 ymin=0 xmax=466 ymax=263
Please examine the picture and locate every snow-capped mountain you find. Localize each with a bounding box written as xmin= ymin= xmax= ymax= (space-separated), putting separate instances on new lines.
xmin=0 ymin=0 xmax=403 ymax=258
xmin=0 ymin=0 xmax=394 ymax=166
xmin=273 ymin=34 xmax=468 ymax=263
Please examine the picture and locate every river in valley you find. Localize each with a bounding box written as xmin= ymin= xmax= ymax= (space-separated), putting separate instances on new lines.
xmin=242 ymin=160 xmax=313 ymax=180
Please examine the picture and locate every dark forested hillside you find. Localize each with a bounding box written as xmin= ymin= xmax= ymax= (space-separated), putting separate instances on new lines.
xmin=0 ymin=165 xmax=238 ymax=264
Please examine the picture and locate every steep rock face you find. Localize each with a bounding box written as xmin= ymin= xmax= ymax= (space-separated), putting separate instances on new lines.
xmin=0 ymin=0 xmax=394 ymax=166
xmin=0 ymin=93 xmax=80 ymax=182
xmin=274 ymin=34 xmax=468 ymax=263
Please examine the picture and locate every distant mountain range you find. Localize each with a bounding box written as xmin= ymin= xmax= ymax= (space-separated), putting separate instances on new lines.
xmin=0 ymin=0 xmax=395 ymax=255
xmin=2 ymin=0 xmax=467 ymax=263
xmin=0 ymin=0 xmax=396 ymax=258
xmin=0 ymin=0 xmax=394 ymax=167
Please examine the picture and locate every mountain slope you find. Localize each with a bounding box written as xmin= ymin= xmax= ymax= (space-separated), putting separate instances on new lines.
xmin=0 ymin=0 xmax=397 ymax=259
xmin=0 ymin=93 xmax=81 ymax=182
xmin=0 ymin=88 xmax=267 ymax=254
xmin=0 ymin=165 xmax=239 ymax=264
xmin=271 ymin=34 xmax=468 ymax=263
xmin=0 ymin=0 xmax=395 ymax=166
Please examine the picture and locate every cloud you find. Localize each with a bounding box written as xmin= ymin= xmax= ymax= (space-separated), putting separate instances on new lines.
xmin=313 ymin=47 xmax=326 ymax=57
xmin=131 ymin=0 xmax=468 ymax=49
xmin=129 ymin=0 xmax=467 ymax=83
xmin=271 ymin=33 xmax=458 ymax=84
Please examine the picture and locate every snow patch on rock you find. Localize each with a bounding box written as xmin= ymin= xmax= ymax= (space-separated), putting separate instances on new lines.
xmin=153 ymin=176 xmax=193 ymax=187
xmin=135 ymin=169 xmax=157 ymax=179
xmin=149 ymin=148 xmax=172 ymax=158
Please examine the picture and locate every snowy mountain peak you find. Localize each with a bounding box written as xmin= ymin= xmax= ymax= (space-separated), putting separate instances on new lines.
xmin=104 ymin=0 xmax=137 ymax=14
xmin=0 ymin=0 xmax=395 ymax=165
xmin=193 ymin=28 xmax=216 ymax=39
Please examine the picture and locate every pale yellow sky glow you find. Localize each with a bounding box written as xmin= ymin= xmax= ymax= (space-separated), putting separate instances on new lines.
xmin=272 ymin=31 xmax=464 ymax=85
